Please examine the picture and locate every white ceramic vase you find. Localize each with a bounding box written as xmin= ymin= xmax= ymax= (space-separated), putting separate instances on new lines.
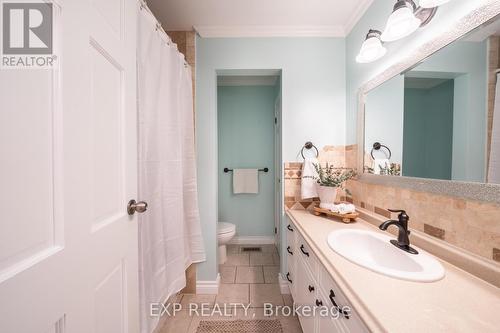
xmin=316 ymin=185 xmax=338 ymax=205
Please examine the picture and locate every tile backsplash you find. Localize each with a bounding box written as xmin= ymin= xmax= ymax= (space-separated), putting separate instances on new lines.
xmin=285 ymin=144 xmax=500 ymax=263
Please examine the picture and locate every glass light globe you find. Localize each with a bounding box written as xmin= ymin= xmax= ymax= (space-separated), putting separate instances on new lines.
xmin=356 ymin=31 xmax=387 ymax=63
xmin=419 ymin=0 xmax=451 ymax=8
xmin=381 ymin=2 xmax=421 ymax=42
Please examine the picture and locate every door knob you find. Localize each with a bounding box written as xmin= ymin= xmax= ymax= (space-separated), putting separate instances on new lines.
xmin=127 ymin=199 xmax=148 ymax=215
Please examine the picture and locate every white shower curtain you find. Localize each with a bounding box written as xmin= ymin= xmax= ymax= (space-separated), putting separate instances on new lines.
xmin=137 ymin=7 xmax=206 ymax=333
xmin=488 ymin=73 xmax=500 ymax=184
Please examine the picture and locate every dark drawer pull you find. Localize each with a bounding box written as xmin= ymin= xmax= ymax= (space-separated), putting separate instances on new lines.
xmin=286 ymin=272 xmax=292 ymax=283
xmin=287 ymin=224 xmax=294 ymax=232
xmin=315 ymin=299 xmax=323 ymax=306
xmin=300 ymin=244 xmax=310 ymax=257
xmin=329 ymin=289 xmax=349 ymax=319
xmin=329 ymin=289 xmax=339 ymax=308
xmin=287 ymin=246 xmax=293 ymax=255
xmin=308 ymin=285 xmax=315 ymax=292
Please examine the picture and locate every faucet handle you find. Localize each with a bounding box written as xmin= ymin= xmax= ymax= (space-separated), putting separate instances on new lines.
xmin=388 ymin=209 xmax=409 ymax=223
xmin=388 ymin=209 xmax=406 ymax=214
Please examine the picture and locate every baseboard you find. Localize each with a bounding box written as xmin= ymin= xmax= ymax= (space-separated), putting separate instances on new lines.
xmin=229 ymin=236 xmax=276 ymax=245
xmin=278 ymin=273 xmax=290 ymax=294
xmin=196 ymin=274 xmax=220 ymax=294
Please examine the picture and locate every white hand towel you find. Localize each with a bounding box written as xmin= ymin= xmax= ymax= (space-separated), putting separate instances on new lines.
xmin=373 ymin=158 xmax=390 ymax=175
xmin=337 ymin=203 xmax=355 ymax=215
xmin=325 ymin=203 xmax=356 ymax=214
xmin=233 ymin=169 xmax=259 ymax=194
xmin=301 ymin=157 xmax=319 ymax=199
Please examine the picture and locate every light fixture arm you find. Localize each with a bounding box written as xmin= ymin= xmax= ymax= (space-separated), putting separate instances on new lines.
xmin=394 ymin=0 xmax=438 ymax=27
xmin=415 ymin=6 xmax=438 ymax=27
xmin=366 ymin=29 xmax=383 ymax=41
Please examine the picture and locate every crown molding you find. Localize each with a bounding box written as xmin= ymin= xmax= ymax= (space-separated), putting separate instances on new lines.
xmin=344 ymin=0 xmax=375 ymax=35
xmin=193 ymin=25 xmax=345 ymax=38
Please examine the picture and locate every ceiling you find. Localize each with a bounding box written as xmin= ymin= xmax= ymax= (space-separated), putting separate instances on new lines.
xmin=148 ymin=0 xmax=374 ymax=37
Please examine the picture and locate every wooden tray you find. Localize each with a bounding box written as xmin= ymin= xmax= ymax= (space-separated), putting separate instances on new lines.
xmin=312 ymin=206 xmax=359 ymax=223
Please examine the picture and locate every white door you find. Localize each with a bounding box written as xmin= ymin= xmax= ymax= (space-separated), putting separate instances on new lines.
xmin=0 ymin=1 xmax=140 ymax=332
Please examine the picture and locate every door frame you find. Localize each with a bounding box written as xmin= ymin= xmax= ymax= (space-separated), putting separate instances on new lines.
xmin=274 ymin=92 xmax=283 ymax=250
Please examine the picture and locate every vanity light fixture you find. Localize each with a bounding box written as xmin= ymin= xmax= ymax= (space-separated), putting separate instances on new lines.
xmin=357 ymin=0 xmax=441 ymax=64
xmin=356 ymin=30 xmax=387 ymax=63
xmin=381 ymin=0 xmax=421 ymax=42
xmin=419 ymin=0 xmax=452 ymax=9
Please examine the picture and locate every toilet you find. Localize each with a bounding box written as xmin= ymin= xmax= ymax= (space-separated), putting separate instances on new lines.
xmin=217 ymin=222 xmax=236 ymax=264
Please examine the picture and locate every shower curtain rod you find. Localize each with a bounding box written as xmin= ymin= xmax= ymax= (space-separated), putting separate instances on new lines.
xmin=138 ymin=0 xmax=189 ymax=68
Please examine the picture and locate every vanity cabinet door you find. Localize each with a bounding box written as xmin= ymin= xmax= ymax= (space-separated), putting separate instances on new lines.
xmin=295 ymin=255 xmax=316 ymax=333
xmin=317 ymin=289 xmax=347 ymax=333
xmin=286 ymin=218 xmax=297 ymax=297
xmin=286 ymin=258 xmax=296 ymax=298
xmin=297 ymin=233 xmax=319 ymax=279
xmin=319 ymin=266 xmax=369 ymax=333
xmin=286 ymin=219 xmax=296 ymax=259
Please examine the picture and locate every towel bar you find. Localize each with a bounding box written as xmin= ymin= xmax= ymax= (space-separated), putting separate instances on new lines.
xmin=223 ymin=168 xmax=269 ymax=173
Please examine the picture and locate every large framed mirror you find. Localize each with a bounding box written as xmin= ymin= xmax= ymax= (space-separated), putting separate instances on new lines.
xmin=358 ymin=2 xmax=500 ymax=203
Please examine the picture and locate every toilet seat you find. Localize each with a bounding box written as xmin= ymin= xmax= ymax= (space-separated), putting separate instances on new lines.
xmin=218 ymin=222 xmax=235 ymax=235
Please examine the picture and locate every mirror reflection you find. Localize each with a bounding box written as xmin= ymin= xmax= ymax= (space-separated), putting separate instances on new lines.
xmin=364 ymin=15 xmax=500 ymax=184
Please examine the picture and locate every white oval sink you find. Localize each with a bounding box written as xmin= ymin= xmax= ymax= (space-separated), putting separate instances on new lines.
xmin=327 ymin=229 xmax=445 ymax=282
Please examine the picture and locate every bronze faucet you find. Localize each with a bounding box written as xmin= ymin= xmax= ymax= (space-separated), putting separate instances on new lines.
xmin=379 ymin=209 xmax=418 ymax=254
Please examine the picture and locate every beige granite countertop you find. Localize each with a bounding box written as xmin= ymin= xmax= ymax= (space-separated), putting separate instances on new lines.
xmin=286 ymin=209 xmax=500 ymax=333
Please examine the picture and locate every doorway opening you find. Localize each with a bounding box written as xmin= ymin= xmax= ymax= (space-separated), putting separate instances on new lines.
xmin=216 ymin=69 xmax=282 ymax=275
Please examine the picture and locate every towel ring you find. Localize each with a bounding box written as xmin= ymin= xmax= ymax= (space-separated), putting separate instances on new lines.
xmin=371 ymin=142 xmax=392 ymax=160
xmin=301 ymin=141 xmax=319 ymax=159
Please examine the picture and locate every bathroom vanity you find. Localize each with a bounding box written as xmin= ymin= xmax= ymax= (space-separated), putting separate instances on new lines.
xmin=286 ymin=213 xmax=369 ymax=333
xmin=284 ymin=209 xmax=500 ymax=333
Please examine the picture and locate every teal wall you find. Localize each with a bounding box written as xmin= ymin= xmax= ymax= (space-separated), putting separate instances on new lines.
xmin=218 ymin=86 xmax=276 ymax=237
xmin=403 ymin=80 xmax=454 ymax=180
xmin=196 ymin=37 xmax=346 ymax=280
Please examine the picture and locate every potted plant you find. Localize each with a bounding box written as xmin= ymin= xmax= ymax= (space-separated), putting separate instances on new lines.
xmin=307 ymin=163 xmax=356 ymax=205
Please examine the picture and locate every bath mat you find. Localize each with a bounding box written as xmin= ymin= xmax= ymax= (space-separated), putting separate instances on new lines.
xmin=196 ymin=319 xmax=283 ymax=333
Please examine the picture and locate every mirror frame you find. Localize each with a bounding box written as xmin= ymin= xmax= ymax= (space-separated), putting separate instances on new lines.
xmin=357 ymin=1 xmax=500 ymax=204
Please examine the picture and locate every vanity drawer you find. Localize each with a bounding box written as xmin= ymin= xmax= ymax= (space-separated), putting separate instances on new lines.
xmin=297 ymin=233 xmax=319 ymax=280
xmin=319 ymin=265 xmax=369 ymax=333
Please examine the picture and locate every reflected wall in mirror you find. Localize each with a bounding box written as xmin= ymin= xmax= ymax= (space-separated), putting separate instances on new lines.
xmin=364 ymin=15 xmax=500 ymax=184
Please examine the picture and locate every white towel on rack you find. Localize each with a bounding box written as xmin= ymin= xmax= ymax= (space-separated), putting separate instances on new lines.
xmin=233 ymin=169 xmax=259 ymax=194
xmin=301 ymin=158 xmax=319 ymax=199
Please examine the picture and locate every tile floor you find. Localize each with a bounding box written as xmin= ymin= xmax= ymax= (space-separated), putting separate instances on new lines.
xmin=156 ymin=244 xmax=303 ymax=333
